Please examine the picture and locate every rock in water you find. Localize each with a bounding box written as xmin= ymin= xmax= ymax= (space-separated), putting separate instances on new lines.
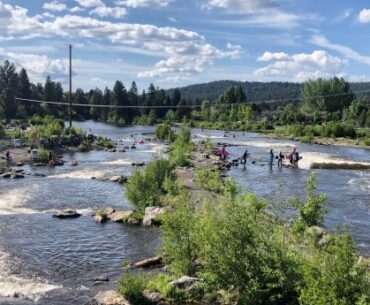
xmin=16 ymin=162 xmax=24 ymax=167
xmin=52 ymin=209 xmax=81 ymax=219
xmin=1 ymin=173 xmax=12 ymax=179
xmin=143 ymin=207 xmax=167 ymax=226
xmin=93 ymin=275 xmax=110 ymax=285
xmin=12 ymin=173 xmax=25 ymax=179
xmin=69 ymin=161 xmax=78 ymax=166
xmin=94 ymin=215 xmax=105 ymax=223
xmin=86 ymin=290 xmax=129 ymax=305
xmin=107 ymin=210 xmax=132 ymax=222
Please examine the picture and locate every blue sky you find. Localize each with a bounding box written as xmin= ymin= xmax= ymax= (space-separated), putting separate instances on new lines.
xmin=1 ymin=0 xmax=370 ymax=91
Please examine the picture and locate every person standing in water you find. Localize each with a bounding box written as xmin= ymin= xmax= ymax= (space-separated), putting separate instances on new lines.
xmin=269 ymin=149 xmax=274 ymax=168
xmin=277 ymin=151 xmax=284 ymax=168
xmin=241 ymin=149 xmax=249 ymax=170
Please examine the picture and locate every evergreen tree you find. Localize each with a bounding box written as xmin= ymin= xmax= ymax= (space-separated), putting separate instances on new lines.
xmin=18 ymin=68 xmax=32 ymax=116
xmin=111 ymin=81 xmax=128 ymax=124
xmin=0 ymin=60 xmax=18 ymax=120
xmin=90 ymin=88 xmax=103 ymax=120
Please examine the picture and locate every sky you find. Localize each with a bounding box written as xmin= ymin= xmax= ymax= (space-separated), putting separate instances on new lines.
xmin=1 ymin=0 xmax=370 ymax=91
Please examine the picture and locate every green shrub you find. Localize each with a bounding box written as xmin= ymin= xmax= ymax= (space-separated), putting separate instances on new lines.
xmin=119 ymin=272 xmax=151 ymax=305
xmin=363 ymin=138 xmax=370 ymax=146
xmin=37 ymin=148 xmax=49 ymax=162
xmin=299 ymin=234 xmax=370 ymax=305
xmin=125 ymin=158 xmax=172 ymax=213
xmin=78 ymin=140 xmax=92 ymax=152
xmin=155 ymin=124 xmax=175 ymax=142
xmin=299 ymin=135 xmax=313 ymax=143
xmin=170 ymin=128 xmax=193 ymax=167
xmin=96 ymin=136 xmax=115 ymax=149
xmin=195 ymin=168 xmax=223 ymax=193
xmin=291 ymin=172 xmax=327 ymax=234
xmin=0 ymin=124 xmax=5 ymax=138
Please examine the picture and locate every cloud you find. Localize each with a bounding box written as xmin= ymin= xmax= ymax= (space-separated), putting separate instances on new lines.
xmin=74 ymin=0 xmax=104 ymax=8
xmin=254 ymin=50 xmax=346 ymax=81
xmin=358 ymin=8 xmax=370 ymax=23
xmin=90 ymin=6 xmax=127 ymax=18
xmin=310 ymin=35 xmax=370 ymax=66
xmin=0 ymin=1 xmax=241 ymax=79
xmin=70 ymin=6 xmax=85 ymax=13
xmin=168 ymin=17 xmax=177 ymax=23
xmin=0 ymin=48 xmax=69 ymax=80
xmin=114 ymin=0 xmax=173 ymax=8
xmin=43 ymin=1 xmax=67 ymax=12
xmin=205 ymin=0 xmax=277 ymax=13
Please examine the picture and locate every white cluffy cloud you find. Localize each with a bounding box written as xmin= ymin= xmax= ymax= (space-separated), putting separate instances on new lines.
xmin=74 ymin=0 xmax=104 ymax=8
xmin=0 ymin=1 xmax=241 ymax=80
xmin=206 ymin=0 xmax=277 ymax=12
xmin=43 ymin=1 xmax=67 ymax=12
xmin=90 ymin=6 xmax=127 ymax=18
xmin=0 ymin=48 xmax=69 ymax=80
xmin=114 ymin=0 xmax=174 ymax=8
xmin=358 ymin=8 xmax=370 ymax=23
xmin=254 ymin=50 xmax=346 ymax=81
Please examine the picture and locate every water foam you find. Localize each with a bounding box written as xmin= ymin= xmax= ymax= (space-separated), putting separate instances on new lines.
xmin=48 ymin=168 xmax=110 ymax=180
xmin=234 ymin=141 xmax=296 ymax=148
xmin=0 ymin=185 xmax=40 ymax=215
xmin=0 ymin=250 xmax=61 ymax=302
xmin=299 ymin=152 xmax=370 ymax=170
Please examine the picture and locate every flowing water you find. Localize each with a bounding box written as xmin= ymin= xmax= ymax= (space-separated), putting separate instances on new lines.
xmin=0 ymin=121 xmax=369 ymax=304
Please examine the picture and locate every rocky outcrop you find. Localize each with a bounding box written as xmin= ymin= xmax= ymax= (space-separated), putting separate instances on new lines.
xmin=12 ymin=173 xmax=24 ymax=179
xmin=130 ymin=255 xmax=163 ymax=269
xmin=142 ymin=207 xmax=167 ymax=226
xmin=1 ymin=173 xmax=12 ymax=179
xmin=52 ymin=209 xmax=81 ymax=219
xmin=143 ymin=290 xmax=163 ymax=304
xmin=107 ymin=210 xmax=133 ymax=222
xmin=93 ymin=275 xmax=110 ymax=285
xmin=109 ymin=176 xmax=128 ymax=184
xmin=85 ymin=290 xmax=130 ymax=305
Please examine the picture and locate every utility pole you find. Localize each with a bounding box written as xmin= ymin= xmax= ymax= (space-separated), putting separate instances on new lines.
xmin=69 ymin=44 xmax=72 ymax=129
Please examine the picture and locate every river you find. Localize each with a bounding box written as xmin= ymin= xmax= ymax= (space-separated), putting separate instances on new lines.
xmin=0 ymin=121 xmax=369 ymax=304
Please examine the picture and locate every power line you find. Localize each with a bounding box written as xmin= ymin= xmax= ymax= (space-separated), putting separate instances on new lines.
xmin=15 ymin=89 xmax=370 ymax=109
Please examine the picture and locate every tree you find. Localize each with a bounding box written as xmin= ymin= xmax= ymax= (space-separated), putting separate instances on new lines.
xmin=90 ymin=88 xmax=103 ymax=120
xmin=301 ymin=77 xmax=354 ymax=115
xmin=18 ymin=68 xmax=31 ymax=116
xmin=111 ymin=81 xmax=128 ymax=124
xmin=0 ymin=60 xmax=18 ymax=120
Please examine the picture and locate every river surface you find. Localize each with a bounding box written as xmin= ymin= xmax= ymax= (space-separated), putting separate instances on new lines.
xmin=0 ymin=121 xmax=369 ymax=304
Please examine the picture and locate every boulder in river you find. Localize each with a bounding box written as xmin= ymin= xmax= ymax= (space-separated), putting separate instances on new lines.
xmin=12 ymin=173 xmax=24 ymax=179
xmin=131 ymin=162 xmax=145 ymax=167
xmin=69 ymin=160 xmax=78 ymax=166
xmin=130 ymin=255 xmax=163 ymax=269
xmin=1 ymin=173 xmax=12 ymax=179
xmin=143 ymin=207 xmax=167 ymax=226
xmin=107 ymin=210 xmax=133 ymax=222
xmin=109 ymin=176 xmax=127 ymax=184
xmin=85 ymin=290 xmax=129 ymax=305
xmin=93 ymin=275 xmax=110 ymax=285
xmin=16 ymin=162 xmax=25 ymax=167
xmin=52 ymin=209 xmax=81 ymax=219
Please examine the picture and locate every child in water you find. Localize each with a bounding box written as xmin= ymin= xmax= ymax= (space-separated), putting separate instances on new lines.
xmin=277 ymin=151 xmax=284 ymax=168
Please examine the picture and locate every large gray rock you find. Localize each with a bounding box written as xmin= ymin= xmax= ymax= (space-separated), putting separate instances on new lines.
xmin=169 ymin=276 xmax=198 ymax=290
xmin=52 ymin=209 xmax=81 ymax=219
xmin=143 ymin=290 xmax=162 ymax=304
xmin=94 ymin=207 xmax=115 ymax=216
xmin=107 ymin=210 xmax=133 ymax=222
xmin=1 ymin=173 xmax=12 ymax=179
xmin=12 ymin=173 xmax=24 ymax=179
xmin=86 ymin=290 xmax=130 ymax=305
xmin=143 ymin=207 xmax=167 ymax=226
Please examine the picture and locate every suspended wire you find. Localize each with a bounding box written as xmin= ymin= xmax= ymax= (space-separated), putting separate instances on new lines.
xmin=15 ymin=89 xmax=370 ymax=109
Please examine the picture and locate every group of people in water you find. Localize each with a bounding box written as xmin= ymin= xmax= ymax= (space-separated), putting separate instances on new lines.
xmin=219 ymin=146 xmax=301 ymax=169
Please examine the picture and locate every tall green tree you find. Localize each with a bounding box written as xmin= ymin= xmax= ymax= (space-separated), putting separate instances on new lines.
xmin=111 ymin=81 xmax=128 ymax=124
xmin=0 ymin=60 xmax=18 ymax=120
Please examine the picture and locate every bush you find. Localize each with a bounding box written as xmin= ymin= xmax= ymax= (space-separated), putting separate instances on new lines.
xmin=37 ymin=148 xmax=49 ymax=162
xmin=125 ymin=158 xmax=172 ymax=213
xmin=119 ymin=272 xmax=151 ymax=305
xmin=96 ymin=136 xmax=115 ymax=149
xmin=155 ymin=124 xmax=175 ymax=142
xmin=195 ymin=168 xmax=223 ymax=193
xmin=291 ymin=172 xmax=327 ymax=234
xmin=363 ymin=138 xmax=370 ymax=146
xmin=299 ymin=234 xmax=370 ymax=305
xmin=170 ymin=128 xmax=193 ymax=167
xmin=78 ymin=140 xmax=91 ymax=152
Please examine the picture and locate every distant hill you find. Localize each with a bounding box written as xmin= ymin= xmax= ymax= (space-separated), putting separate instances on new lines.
xmin=166 ymin=80 xmax=370 ymax=104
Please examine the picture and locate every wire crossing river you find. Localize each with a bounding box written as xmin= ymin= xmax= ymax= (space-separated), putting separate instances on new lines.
xmin=0 ymin=121 xmax=369 ymax=304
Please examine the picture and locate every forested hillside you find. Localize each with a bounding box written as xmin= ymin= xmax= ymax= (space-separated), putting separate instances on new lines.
xmin=167 ymin=80 xmax=370 ymax=103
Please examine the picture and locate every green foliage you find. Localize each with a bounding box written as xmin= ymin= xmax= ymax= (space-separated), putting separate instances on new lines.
xmin=299 ymin=234 xmax=370 ymax=305
xmin=155 ymin=124 xmax=175 ymax=142
xmin=37 ymin=148 xmax=49 ymax=162
xmin=0 ymin=124 xmax=5 ymax=138
xmin=291 ymin=172 xmax=327 ymax=234
xmin=125 ymin=158 xmax=172 ymax=213
xmin=78 ymin=140 xmax=92 ymax=152
xmin=63 ymin=126 xmax=84 ymax=137
xmin=161 ymin=190 xmax=198 ymax=276
xmin=169 ymin=128 xmax=193 ymax=167
xmin=363 ymin=138 xmax=370 ymax=146
xmin=301 ymin=77 xmax=353 ymax=114
xmin=119 ymin=272 xmax=151 ymax=305
xmin=195 ymin=168 xmax=223 ymax=193
xmin=96 ymin=136 xmax=115 ymax=149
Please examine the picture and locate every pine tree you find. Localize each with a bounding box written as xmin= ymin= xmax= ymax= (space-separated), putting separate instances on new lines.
xmin=0 ymin=60 xmax=19 ymax=120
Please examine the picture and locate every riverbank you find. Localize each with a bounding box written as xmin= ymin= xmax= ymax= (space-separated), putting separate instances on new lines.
xmin=112 ymin=127 xmax=370 ymax=305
